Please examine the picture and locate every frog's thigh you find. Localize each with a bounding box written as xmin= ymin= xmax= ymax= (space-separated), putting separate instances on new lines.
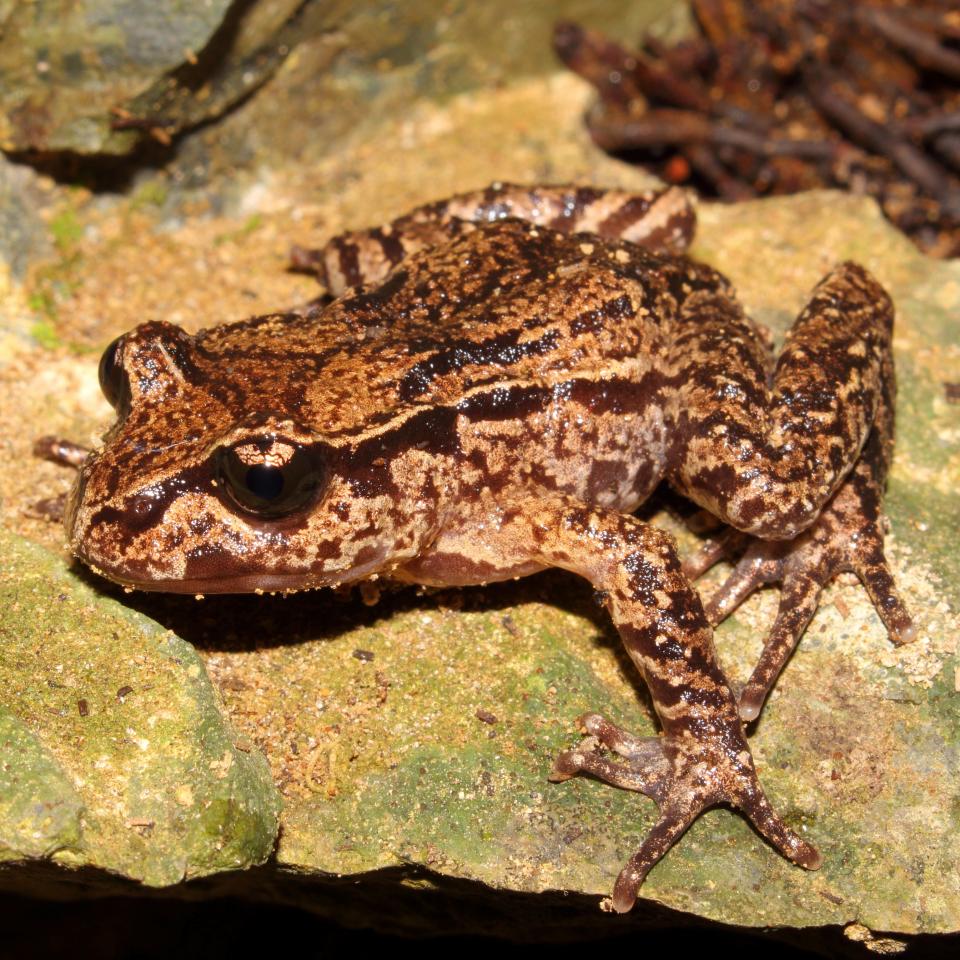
xmin=670 ymin=262 xmax=892 ymax=540
xmin=313 ymin=184 xmax=694 ymax=295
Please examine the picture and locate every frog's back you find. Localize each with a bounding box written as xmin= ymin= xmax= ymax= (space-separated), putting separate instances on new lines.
xmin=264 ymin=219 xmax=688 ymax=439
xmin=188 ymin=219 xmax=706 ymax=509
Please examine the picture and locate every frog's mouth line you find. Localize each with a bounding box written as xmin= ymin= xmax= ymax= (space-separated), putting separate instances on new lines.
xmin=84 ymin=564 xmax=345 ymax=597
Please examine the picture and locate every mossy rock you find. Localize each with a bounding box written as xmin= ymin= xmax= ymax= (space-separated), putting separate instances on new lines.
xmin=0 ymin=531 xmax=280 ymax=884
xmin=0 ymin=709 xmax=83 ymax=860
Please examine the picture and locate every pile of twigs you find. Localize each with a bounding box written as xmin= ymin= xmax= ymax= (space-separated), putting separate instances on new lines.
xmin=554 ymin=0 xmax=960 ymax=256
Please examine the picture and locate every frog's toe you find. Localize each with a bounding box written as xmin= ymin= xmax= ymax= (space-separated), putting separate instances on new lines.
xmin=550 ymin=723 xmax=670 ymax=802
xmin=610 ymin=788 xmax=820 ymax=913
xmin=702 ymin=538 xmax=787 ymax=625
xmin=852 ymin=540 xmax=917 ymax=647
xmin=681 ymin=529 xmax=749 ymax=582
xmin=575 ymin=712 xmax=667 ymax=761
xmin=610 ymin=808 xmax=702 ymax=913
xmin=551 ymin=727 xmax=699 ymax=910
xmin=551 ymin=719 xmax=820 ymax=911
xmin=738 ymin=567 xmax=827 ymax=721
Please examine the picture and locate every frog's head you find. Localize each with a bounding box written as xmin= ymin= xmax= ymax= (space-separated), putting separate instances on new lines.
xmin=68 ymin=319 xmax=448 ymax=594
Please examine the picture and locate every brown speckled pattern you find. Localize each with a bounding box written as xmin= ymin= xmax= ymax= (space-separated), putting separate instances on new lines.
xmin=64 ymin=183 xmax=912 ymax=912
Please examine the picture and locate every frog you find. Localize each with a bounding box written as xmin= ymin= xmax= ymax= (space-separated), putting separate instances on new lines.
xmin=45 ymin=182 xmax=916 ymax=912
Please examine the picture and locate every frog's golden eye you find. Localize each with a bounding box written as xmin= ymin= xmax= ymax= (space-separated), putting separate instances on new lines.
xmin=98 ymin=335 xmax=131 ymax=415
xmin=215 ymin=437 xmax=325 ymax=518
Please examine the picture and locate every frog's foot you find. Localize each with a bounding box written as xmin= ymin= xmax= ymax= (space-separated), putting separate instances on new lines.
xmin=704 ymin=497 xmax=916 ymax=722
xmin=33 ymin=436 xmax=89 ymax=469
xmin=681 ymin=528 xmax=749 ymax=581
xmin=26 ymin=494 xmax=68 ymax=522
xmin=31 ymin=437 xmax=89 ymax=523
xmin=550 ymin=712 xmax=820 ymax=912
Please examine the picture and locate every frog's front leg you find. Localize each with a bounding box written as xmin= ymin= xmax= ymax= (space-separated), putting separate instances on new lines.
xmin=670 ymin=261 xmax=915 ymax=719
xmin=30 ymin=436 xmax=92 ymax=521
xmin=398 ymin=497 xmax=820 ymax=912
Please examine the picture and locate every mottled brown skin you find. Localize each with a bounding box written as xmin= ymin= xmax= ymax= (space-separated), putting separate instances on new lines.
xmin=61 ymin=183 xmax=914 ymax=912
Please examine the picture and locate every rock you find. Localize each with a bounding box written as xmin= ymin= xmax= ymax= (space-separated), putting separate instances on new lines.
xmin=0 ymin=709 xmax=83 ymax=861
xmin=0 ymin=0 xmax=305 ymax=155
xmin=0 ymin=155 xmax=51 ymax=280
xmin=0 ymin=530 xmax=280 ymax=883
xmin=0 ymin=154 xmax=51 ymax=355
xmin=0 ymin=0 xmax=956 ymax=946
xmin=4 ymin=190 xmax=953 ymax=942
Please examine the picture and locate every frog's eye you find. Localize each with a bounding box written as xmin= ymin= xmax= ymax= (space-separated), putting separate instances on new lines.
xmin=215 ymin=437 xmax=325 ymax=518
xmin=98 ymin=335 xmax=131 ymax=414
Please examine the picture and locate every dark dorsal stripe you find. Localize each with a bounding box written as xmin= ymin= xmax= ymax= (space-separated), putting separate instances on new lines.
xmin=596 ymin=195 xmax=654 ymax=239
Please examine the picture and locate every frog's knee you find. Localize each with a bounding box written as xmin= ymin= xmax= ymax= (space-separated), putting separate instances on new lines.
xmin=727 ymin=492 xmax=820 ymax=541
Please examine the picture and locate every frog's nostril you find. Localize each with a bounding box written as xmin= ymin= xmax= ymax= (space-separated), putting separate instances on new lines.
xmin=126 ymin=492 xmax=166 ymax=530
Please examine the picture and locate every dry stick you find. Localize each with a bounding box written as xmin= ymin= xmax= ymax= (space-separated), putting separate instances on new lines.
xmin=887 ymin=5 xmax=960 ymax=41
xmin=629 ymin=49 xmax=713 ymax=113
xmin=898 ymin=110 xmax=960 ymax=139
xmin=555 ymin=20 xmax=731 ymax=119
xmin=683 ymin=143 xmax=756 ymax=200
xmin=833 ymin=38 xmax=960 ymax=178
xmin=644 ymin=41 xmax=775 ymax=135
xmin=557 ymin=3 xmax=960 ymax=251
xmin=804 ymin=65 xmax=960 ymax=217
xmin=641 ymin=33 xmax=712 ymax=78
xmin=552 ymin=21 xmax=647 ymax=107
xmin=553 ymin=20 xmax=713 ymax=114
xmin=587 ymin=106 xmax=841 ymax=160
xmin=931 ymin=132 xmax=960 ymax=176
xmin=691 ymin=0 xmax=748 ymax=48
xmin=859 ymin=7 xmax=960 ymax=82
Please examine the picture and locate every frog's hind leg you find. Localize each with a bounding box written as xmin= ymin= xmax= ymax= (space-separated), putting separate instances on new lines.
xmin=296 ymin=184 xmax=695 ymax=296
xmin=669 ymin=261 xmax=915 ymax=720
xmin=425 ymin=183 xmax=695 ymax=254
xmin=704 ymin=431 xmax=916 ymax=721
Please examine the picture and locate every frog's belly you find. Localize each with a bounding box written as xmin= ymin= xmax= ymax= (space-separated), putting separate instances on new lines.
xmin=456 ymin=373 xmax=670 ymax=512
